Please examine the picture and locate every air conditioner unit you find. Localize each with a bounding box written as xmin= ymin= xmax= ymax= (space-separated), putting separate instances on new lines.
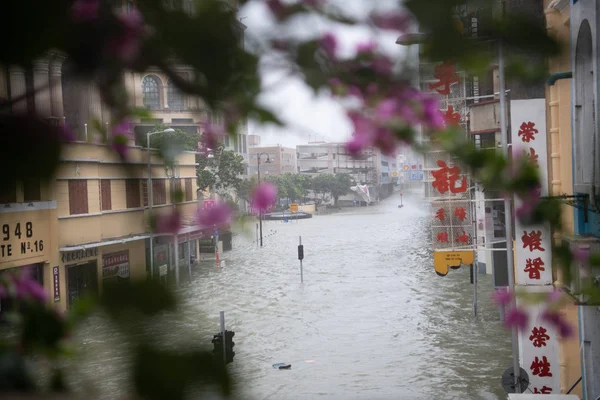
xmin=561 ymin=235 xmax=600 ymax=303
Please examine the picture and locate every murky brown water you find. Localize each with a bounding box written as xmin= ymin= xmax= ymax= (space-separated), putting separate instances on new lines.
xmin=59 ymin=190 xmax=512 ymax=399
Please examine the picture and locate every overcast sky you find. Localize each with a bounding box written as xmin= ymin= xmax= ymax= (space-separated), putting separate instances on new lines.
xmin=238 ymin=0 xmax=408 ymax=148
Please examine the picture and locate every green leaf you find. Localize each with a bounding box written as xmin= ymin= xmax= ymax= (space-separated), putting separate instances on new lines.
xmin=132 ymin=345 xmax=230 ymax=400
xmin=99 ymin=279 xmax=177 ymax=319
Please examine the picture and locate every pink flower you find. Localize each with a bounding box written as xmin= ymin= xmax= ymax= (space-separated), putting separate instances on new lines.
xmin=421 ymin=95 xmax=444 ymax=130
xmin=251 ymin=182 xmax=278 ymax=213
xmin=541 ymin=309 xmax=574 ymax=338
xmin=112 ymin=119 xmax=133 ymax=137
xmin=106 ymin=8 xmax=145 ymax=64
xmin=373 ymin=127 xmax=397 ymax=156
xmin=11 ymin=267 xmax=47 ymax=303
xmin=572 ymin=246 xmax=591 ymax=265
xmin=492 ymin=288 xmax=512 ymax=306
xmin=60 ymin=123 xmax=76 ymax=142
xmin=356 ymin=41 xmax=377 ymax=55
xmin=348 ymin=110 xmax=375 ymax=139
xmin=371 ymin=56 xmax=394 ymax=76
xmin=547 ymin=289 xmax=563 ymax=303
xmin=348 ymin=86 xmax=363 ymax=99
xmin=111 ymin=119 xmax=133 ymax=158
xmin=370 ymin=11 xmax=411 ymax=31
xmin=196 ymin=203 xmax=232 ymax=229
xmin=320 ymin=33 xmax=337 ymax=59
xmin=71 ymin=0 xmax=99 ymax=22
xmin=346 ymin=132 xmax=370 ymax=156
xmin=515 ymin=189 xmax=540 ymax=223
xmin=375 ymin=98 xmax=399 ymax=121
xmin=200 ymin=122 xmax=225 ymax=151
xmin=155 ymin=211 xmax=182 ymax=234
xmin=266 ymin=0 xmax=286 ymax=20
xmin=504 ymin=307 xmax=529 ymax=330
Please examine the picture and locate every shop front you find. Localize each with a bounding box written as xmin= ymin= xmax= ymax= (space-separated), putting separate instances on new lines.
xmin=62 ymin=247 xmax=99 ymax=308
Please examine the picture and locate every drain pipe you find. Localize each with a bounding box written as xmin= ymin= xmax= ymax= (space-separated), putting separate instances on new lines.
xmin=547 ymin=71 xmax=572 ymax=86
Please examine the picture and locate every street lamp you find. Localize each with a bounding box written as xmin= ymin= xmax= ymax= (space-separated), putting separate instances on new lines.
xmin=256 ymin=152 xmax=271 ymax=247
xmin=146 ymin=127 xmax=175 ymax=280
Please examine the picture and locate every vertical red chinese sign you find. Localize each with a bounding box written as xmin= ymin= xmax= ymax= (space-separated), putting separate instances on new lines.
xmin=511 ymin=99 xmax=559 ymax=392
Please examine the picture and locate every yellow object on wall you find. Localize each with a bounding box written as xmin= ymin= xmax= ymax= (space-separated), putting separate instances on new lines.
xmin=433 ymin=250 xmax=475 ymax=276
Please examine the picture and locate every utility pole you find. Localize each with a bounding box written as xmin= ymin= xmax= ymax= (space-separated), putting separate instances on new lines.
xmin=499 ymin=40 xmax=521 ymax=393
xmin=256 ymin=152 xmax=270 ymax=247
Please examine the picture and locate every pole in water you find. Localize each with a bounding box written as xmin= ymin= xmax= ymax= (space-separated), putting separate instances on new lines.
xmin=298 ymin=236 xmax=304 ymax=283
xmin=220 ymin=311 xmax=226 ymax=364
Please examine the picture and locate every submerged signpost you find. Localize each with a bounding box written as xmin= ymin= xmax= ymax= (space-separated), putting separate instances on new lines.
xmin=298 ymin=236 xmax=304 ymax=283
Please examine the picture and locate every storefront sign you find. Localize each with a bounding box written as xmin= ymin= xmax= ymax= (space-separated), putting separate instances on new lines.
xmin=433 ymin=250 xmax=475 ymax=276
xmin=102 ymin=250 xmax=130 ymax=279
xmin=53 ymin=266 xmax=60 ymax=302
xmin=61 ymin=247 xmax=98 ymax=264
xmin=1 ymin=214 xmax=49 ymax=264
xmin=511 ymin=99 xmax=559 ymax=393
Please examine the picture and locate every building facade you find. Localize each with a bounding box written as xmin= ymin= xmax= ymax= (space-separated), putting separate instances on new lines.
xmin=248 ymin=145 xmax=297 ymax=177
xmin=1 ymin=141 xmax=202 ymax=313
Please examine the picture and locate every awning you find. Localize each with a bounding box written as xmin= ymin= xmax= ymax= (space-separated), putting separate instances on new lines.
xmin=60 ymin=234 xmax=150 ymax=252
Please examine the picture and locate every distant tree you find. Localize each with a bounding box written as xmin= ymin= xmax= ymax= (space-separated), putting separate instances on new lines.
xmin=329 ymin=174 xmax=353 ymax=206
xmin=141 ymin=124 xmax=199 ymax=165
xmin=196 ymin=145 xmax=246 ymax=194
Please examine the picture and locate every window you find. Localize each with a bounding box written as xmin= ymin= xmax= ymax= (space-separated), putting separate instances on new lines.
xmin=185 ymin=178 xmax=193 ymax=201
xmin=100 ymin=180 xmax=112 ymax=211
xmin=142 ymin=75 xmax=161 ymax=110
xmin=23 ymin=178 xmax=41 ymax=202
xmin=0 ymin=183 xmax=16 ymax=204
xmin=167 ymin=79 xmax=184 ymax=110
xmin=172 ymin=178 xmax=182 ymax=203
xmin=126 ymin=179 xmax=141 ymax=208
xmin=153 ymin=179 xmax=167 ymax=205
xmin=68 ymin=180 xmax=88 ymax=215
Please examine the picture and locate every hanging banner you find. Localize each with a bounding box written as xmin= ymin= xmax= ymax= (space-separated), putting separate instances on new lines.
xmin=511 ymin=98 xmax=558 ymax=391
xmin=510 ymin=99 xmax=552 ymax=285
xmin=102 ymin=250 xmax=130 ymax=279
xmin=516 ymin=286 xmax=561 ymax=394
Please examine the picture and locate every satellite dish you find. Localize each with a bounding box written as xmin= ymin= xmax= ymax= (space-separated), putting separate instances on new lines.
xmin=501 ymin=366 xmax=529 ymax=394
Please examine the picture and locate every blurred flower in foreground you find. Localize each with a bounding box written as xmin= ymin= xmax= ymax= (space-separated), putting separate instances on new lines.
xmin=251 ymin=182 xmax=278 ymax=213
xmin=111 ymin=119 xmax=133 ymax=158
xmin=542 ymin=309 xmax=574 ymax=338
xmin=71 ymin=0 xmax=99 ymax=22
xmin=155 ymin=211 xmax=182 ymax=235
xmin=320 ymin=33 xmax=337 ymax=59
xmin=492 ymin=287 xmax=512 ymax=307
xmin=515 ymin=188 xmax=541 ymax=224
xmin=196 ymin=203 xmax=232 ymax=229
xmin=0 ymin=266 xmax=47 ymax=303
xmin=370 ymin=11 xmax=411 ymax=32
xmin=504 ymin=307 xmax=529 ymax=330
xmin=200 ymin=122 xmax=225 ymax=152
xmin=106 ymin=8 xmax=145 ymax=64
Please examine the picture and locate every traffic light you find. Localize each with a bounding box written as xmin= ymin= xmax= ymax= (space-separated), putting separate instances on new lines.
xmin=212 ymin=331 xmax=235 ymax=365
xmin=225 ymin=330 xmax=235 ymax=364
xmin=212 ymin=332 xmax=223 ymax=357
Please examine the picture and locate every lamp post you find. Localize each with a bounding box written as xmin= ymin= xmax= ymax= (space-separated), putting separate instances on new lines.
xmin=256 ymin=152 xmax=271 ymax=247
xmin=146 ymin=127 xmax=175 ymax=280
xmin=165 ymin=162 xmax=180 ymax=287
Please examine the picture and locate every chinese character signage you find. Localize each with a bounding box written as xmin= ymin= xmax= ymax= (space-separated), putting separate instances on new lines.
xmin=430 ymin=199 xmax=473 ymax=251
xmin=516 ymin=286 xmax=560 ymax=393
xmin=511 ymin=99 xmax=559 ymax=390
xmin=510 ymin=99 xmax=551 ymax=285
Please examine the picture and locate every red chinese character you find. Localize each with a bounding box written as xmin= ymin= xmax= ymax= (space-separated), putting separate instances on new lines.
xmin=454 ymin=207 xmax=467 ymax=221
xmin=443 ymin=105 xmax=461 ymax=126
xmin=521 ymin=230 xmax=545 ymax=252
xmin=525 ymin=148 xmax=539 ymax=168
xmin=435 ymin=208 xmax=446 ymax=221
xmin=456 ymin=231 xmax=469 ymax=244
xmin=524 ymin=257 xmax=545 ymax=280
xmin=529 ymin=326 xmax=550 ymax=348
xmin=437 ymin=232 xmax=449 ymax=243
xmin=431 ymin=160 xmax=467 ymax=194
xmin=530 ymin=356 xmax=552 ymax=377
xmin=428 ymin=61 xmax=460 ymax=95
xmin=533 ymin=386 xmax=552 ymax=394
xmin=518 ymin=121 xmax=539 ymax=143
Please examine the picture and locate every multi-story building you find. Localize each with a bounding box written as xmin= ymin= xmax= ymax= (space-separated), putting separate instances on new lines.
xmin=0 ymin=140 xmax=201 ymax=313
xmin=248 ymin=145 xmax=297 ymax=177
xmin=296 ymin=142 xmax=377 ymax=184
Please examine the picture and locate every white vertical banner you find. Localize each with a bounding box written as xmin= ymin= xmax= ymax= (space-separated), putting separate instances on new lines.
xmin=516 ymin=286 xmax=561 ymax=394
xmin=510 ymin=99 xmax=559 ymax=392
xmin=510 ymin=99 xmax=552 ymax=285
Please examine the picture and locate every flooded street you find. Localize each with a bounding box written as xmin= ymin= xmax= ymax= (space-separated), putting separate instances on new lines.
xmin=69 ymin=190 xmax=512 ymax=400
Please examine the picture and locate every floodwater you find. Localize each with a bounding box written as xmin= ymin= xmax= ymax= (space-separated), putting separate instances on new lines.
xmin=63 ymin=189 xmax=512 ymax=399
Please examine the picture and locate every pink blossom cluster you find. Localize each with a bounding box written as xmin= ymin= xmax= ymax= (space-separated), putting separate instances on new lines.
xmin=492 ymin=288 xmax=574 ymax=338
xmin=0 ymin=266 xmax=47 ymax=303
